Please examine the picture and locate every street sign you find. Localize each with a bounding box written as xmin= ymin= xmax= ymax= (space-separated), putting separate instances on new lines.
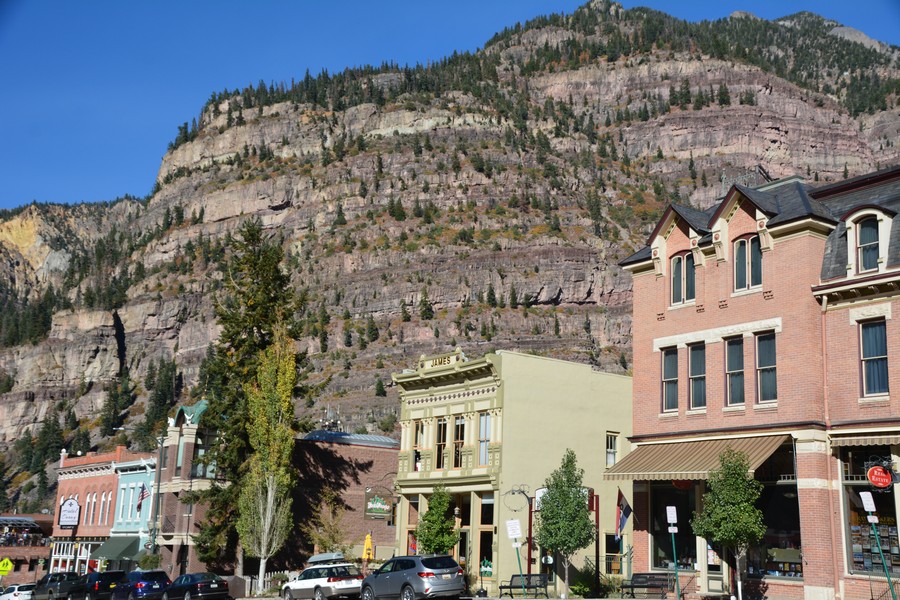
xmin=506 ymin=519 xmax=522 ymax=539
xmin=666 ymin=506 xmax=678 ymax=524
xmin=668 ymin=526 xmax=678 ymax=533
xmin=0 ymin=558 xmax=12 ymax=576
xmin=860 ymin=491 xmax=877 ymax=513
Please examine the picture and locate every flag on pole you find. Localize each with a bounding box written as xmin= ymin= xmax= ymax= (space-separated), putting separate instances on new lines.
xmin=615 ymin=488 xmax=632 ymax=541
xmin=136 ymin=483 xmax=151 ymax=512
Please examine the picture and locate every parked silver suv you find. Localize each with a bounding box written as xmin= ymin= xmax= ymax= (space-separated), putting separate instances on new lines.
xmin=360 ymin=555 xmax=464 ymax=600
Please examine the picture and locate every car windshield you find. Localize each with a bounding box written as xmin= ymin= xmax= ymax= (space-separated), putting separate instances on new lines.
xmin=420 ymin=557 xmax=459 ymax=570
xmin=140 ymin=573 xmax=170 ymax=583
xmin=19 ymin=585 xmax=37 ymax=591
xmin=330 ymin=566 xmax=361 ymax=578
xmin=99 ymin=573 xmax=125 ymax=583
xmin=197 ymin=574 xmax=222 ymax=582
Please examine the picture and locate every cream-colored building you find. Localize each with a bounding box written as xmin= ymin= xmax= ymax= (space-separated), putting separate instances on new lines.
xmin=391 ymin=349 xmax=632 ymax=596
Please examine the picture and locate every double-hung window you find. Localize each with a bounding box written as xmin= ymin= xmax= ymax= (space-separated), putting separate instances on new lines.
xmin=606 ymin=433 xmax=618 ymax=467
xmin=662 ymin=347 xmax=678 ymax=412
xmin=734 ymin=236 xmax=762 ymax=291
xmin=861 ymin=320 xmax=889 ymax=396
xmin=756 ymin=332 xmax=777 ymax=402
xmin=453 ymin=416 xmax=465 ymax=468
xmin=858 ymin=217 xmax=879 ymax=273
xmin=435 ymin=418 xmax=447 ymax=470
xmin=671 ymin=253 xmax=695 ymax=305
xmin=689 ymin=343 xmax=706 ymax=409
xmin=478 ymin=413 xmax=491 ymax=466
xmin=725 ymin=337 xmax=745 ymax=406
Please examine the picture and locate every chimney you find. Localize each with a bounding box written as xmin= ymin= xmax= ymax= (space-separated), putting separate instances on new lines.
xmin=59 ymin=448 xmax=68 ymax=469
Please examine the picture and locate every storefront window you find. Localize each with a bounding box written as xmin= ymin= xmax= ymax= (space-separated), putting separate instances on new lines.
xmin=843 ymin=447 xmax=898 ymax=576
xmin=650 ymin=483 xmax=696 ymax=569
xmin=746 ymin=486 xmax=802 ymax=578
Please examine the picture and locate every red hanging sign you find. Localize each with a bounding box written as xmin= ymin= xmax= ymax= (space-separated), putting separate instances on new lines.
xmin=867 ymin=465 xmax=893 ymax=488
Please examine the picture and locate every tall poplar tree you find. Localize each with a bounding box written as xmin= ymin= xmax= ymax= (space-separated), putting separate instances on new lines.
xmin=237 ymin=323 xmax=296 ymax=591
xmin=194 ymin=217 xmax=299 ymax=569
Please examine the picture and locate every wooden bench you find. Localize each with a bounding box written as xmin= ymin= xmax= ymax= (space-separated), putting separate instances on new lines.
xmin=621 ymin=572 xmax=672 ymax=599
xmin=498 ymin=574 xmax=549 ymax=598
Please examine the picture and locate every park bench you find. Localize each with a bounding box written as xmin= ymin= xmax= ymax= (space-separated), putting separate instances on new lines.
xmin=498 ymin=574 xmax=549 ymax=598
xmin=621 ymin=572 xmax=672 ymax=599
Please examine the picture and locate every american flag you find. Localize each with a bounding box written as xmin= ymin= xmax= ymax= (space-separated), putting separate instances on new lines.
xmin=136 ymin=483 xmax=151 ymax=512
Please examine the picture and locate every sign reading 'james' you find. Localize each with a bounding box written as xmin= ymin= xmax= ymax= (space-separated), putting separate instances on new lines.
xmin=59 ymin=498 xmax=81 ymax=529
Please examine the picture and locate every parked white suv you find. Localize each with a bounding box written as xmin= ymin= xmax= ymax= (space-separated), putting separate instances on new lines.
xmin=283 ymin=554 xmax=363 ymax=600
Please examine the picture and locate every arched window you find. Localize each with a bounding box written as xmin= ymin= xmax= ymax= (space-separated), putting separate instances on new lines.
xmin=734 ymin=236 xmax=762 ymax=291
xmin=857 ymin=217 xmax=879 ymax=272
xmin=98 ymin=493 xmax=106 ymax=526
xmin=670 ymin=253 xmax=695 ymax=305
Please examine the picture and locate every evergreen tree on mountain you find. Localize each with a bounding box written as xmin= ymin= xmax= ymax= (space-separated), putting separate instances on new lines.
xmin=193 ymin=217 xmax=302 ymax=569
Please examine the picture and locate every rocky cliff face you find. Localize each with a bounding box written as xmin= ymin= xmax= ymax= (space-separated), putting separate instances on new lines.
xmin=1 ymin=2 xmax=898 ymax=465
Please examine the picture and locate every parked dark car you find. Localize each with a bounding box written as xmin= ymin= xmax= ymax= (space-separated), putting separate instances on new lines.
xmin=66 ymin=571 xmax=128 ymax=600
xmin=360 ymin=556 xmax=464 ymax=600
xmin=34 ymin=573 xmax=80 ymax=600
xmin=161 ymin=574 xmax=228 ymax=600
xmin=112 ymin=571 xmax=172 ymax=600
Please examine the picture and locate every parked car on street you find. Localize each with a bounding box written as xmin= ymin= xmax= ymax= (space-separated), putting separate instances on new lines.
xmin=0 ymin=584 xmax=37 ymax=600
xmin=161 ymin=574 xmax=228 ymax=600
xmin=282 ymin=556 xmax=363 ymax=600
xmin=111 ymin=571 xmax=171 ymax=600
xmin=66 ymin=571 xmax=128 ymax=600
xmin=34 ymin=573 xmax=80 ymax=600
xmin=360 ymin=555 xmax=464 ymax=600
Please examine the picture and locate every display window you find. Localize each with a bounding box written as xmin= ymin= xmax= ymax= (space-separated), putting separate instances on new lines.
xmin=842 ymin=447 xmax=898 ymax=576
xmin=650 ymin=483 xmax=697 ymax=570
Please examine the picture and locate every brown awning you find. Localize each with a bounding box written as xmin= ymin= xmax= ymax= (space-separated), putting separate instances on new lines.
xmin=831 ymin=434 xmax=900 ymax=447
xmin=604 ymin=435 xmax=790 ymax=481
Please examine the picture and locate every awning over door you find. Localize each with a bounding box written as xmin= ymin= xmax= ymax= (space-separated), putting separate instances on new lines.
xmin=831 ymin=434 xmax=900 ymax=447
xmin=90 ymin=536 xmax=140 ymax=560
xmin=603 ymin=435 xmax=790 ymax=481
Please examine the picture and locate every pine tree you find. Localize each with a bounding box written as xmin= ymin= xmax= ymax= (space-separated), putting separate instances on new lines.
xmin=194 ymin=217 xmax=300 ymax=568
xmin=419 ymin=289 xmax=434 ymax=320
xmin=374 ymin=378 xmax=387 ymax=397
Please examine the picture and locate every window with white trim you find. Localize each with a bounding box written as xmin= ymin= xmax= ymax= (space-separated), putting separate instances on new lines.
xmin=478 ymin=413 xmax=491 ymax=466
xmin=860 ymin=320 xmax=888 ymax=396
xmin=606 ymin=433 xmax=618 ymax=467
xmin=671 ymin=253 xmax=695 ymax=305
xmin=435 ymin=418 xmax=447 ymax=470
xmin=725 ymin=337 xmax=745 ymax=406
xmin=453 ymin=416 xmax=465 ymax=468
xmin=734 ymin=236 xmax=762 ymax=291
xmin=662 ymin=347 xmax=678 ymax=412
xmin=689 ymin=343 xmax=706 ymax=409
xmin=756 ymin=332 xmax=777 ymax=402
xmin=857 ymin=217 xmax=879 ymax=273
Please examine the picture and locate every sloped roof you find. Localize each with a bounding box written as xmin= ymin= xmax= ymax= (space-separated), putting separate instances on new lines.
xmin=302 ymin=430 xmax=400 ymax=449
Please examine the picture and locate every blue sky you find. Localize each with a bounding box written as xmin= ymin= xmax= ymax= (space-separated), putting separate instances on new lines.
xmin=0 ymin=1 xmax=897 ymax=211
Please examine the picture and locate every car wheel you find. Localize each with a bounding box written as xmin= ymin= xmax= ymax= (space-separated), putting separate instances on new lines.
xmin=400 ymin=586 xmax=415 ymax=600
xmin=184 ymin=592 xmax=192 ymax=600
xmin=314 ymin=589 xmax=325 ymax=600
xmin=128 ymin=594 xmax=136 ymax=600
xmin=162 ymin=594 xmax=169 ymax=600
xmin=361 ymin=587 xmax=375 ymax=600
xmin=86 ymin=594 xmax=93 ymax=600
xmin=283 ymin=591 xmax=292 ymax=600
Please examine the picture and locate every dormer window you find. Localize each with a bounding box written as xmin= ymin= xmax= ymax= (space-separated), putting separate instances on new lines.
xmin=857 ymin=217 xmax=879 ymax=273
xmin=734 ymin=235 xmax=762 ymax=292
xmin=671 ymin=253 xmax=695 ymax=305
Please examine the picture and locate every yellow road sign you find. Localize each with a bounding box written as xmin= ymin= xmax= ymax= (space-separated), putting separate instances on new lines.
xmin=0 ymin=557 xmax=13 ymax=576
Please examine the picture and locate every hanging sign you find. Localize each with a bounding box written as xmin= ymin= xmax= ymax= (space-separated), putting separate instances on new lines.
xmin=867 ymin=465 xmax=893 ymax=489
xmin=506 ymin=519 xmax=522 ymax=539
xmin=59 ymin=498 xmax=81 ymax=529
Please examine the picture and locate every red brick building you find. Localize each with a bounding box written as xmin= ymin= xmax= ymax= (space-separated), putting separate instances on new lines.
xmin=609 ymin=165 xmax=900 ymax=600
xmin=154 ymin=401 xmax=399 ymax=579
xmin=51 ymin=446 xmax=152 ymax=574
xmin=0 ymin=514 xmax=53 ymax=584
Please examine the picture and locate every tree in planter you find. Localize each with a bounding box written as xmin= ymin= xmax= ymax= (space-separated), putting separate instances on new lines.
xmin=691 ymin=448 xmax=765 ymax=600
xmin=416 ymin=483 xmax=459 ymax=554
xmin=535 ymin=449 xmax=594 ymax=598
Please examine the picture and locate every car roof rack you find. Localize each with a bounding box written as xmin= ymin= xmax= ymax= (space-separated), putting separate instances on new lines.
xmin=307 ymin=552 xmax=345 ymax=565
